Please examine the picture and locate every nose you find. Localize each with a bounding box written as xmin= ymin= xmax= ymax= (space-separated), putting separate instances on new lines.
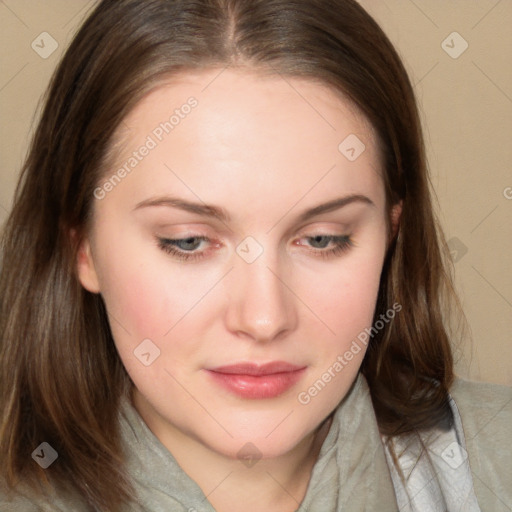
xmin=224 ymin=245 xmax=298 ymax=343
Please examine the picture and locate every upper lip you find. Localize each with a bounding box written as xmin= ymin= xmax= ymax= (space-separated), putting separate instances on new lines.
xmin=208 ymin=362 xmax=305 ymax=376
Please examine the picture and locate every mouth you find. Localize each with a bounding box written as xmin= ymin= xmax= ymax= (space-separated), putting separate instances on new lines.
xmin=205 ymin=362 xmax=307 ymax=399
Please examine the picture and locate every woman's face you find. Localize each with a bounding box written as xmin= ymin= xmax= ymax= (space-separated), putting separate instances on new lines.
xmin=78 ymin=68 xmax=399 ymax=460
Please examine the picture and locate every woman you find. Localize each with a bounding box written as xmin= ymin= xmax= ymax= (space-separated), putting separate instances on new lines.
xmin=0 ymin=0 xmax=510 ymax=511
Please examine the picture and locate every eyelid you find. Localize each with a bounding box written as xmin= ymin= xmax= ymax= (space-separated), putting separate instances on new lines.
xmin=156 ymin=225 xmax=351 ymax=247
xmin=156 ymin=221 xmax=354 ymax=244
xmin=297 ymin=224 xmax=351 ymax=235
xmin=292 ymin=217 xmax=354 ymax=233
xmin=156 ymin=231 xmax=354 ymax=263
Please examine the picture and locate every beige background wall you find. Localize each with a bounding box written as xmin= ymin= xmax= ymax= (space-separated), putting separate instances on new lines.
xmin=0 ymin=1 xmax=510 ymax=386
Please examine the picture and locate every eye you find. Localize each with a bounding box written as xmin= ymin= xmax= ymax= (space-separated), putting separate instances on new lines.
xmin=298 ymin=234 xmax=354 ymax=259
xmin=157 ymin=236 xmax=211 ymax=262
xmin=156 ymin=233 xmax=354 ymax=263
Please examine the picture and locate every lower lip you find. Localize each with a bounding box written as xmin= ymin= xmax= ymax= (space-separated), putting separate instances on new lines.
xmin=206 ymin=369 xmax=306 ymax=399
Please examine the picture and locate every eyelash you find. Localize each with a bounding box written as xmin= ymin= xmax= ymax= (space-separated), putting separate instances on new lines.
xmin=156 ymin=234 xmax=353 ymax=262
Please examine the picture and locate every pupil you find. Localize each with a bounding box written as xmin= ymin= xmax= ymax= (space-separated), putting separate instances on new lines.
xmin=312 ymin=236 xmax=329 ymax=248
xmin=181 ymin=237 xmax=199 ymax=250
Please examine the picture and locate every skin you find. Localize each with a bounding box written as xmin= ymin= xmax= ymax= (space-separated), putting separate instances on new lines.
xmin=77 ymin=68 xmax=401 ymax=512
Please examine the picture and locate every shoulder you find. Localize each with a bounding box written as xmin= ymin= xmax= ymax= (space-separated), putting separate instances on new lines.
xmin=450 ymin=376 xmax=512 ymax=438
xmin=450 ymin=375 xmax=512 ymax=407
xmin=0 ymin=479 xmax=91 ymax=512
xmin=449 ymin=376 xmax=512 ymax=510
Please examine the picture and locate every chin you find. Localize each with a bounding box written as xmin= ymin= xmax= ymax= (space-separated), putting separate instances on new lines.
xmin=197 ymin=415 xmax=318 ymax=462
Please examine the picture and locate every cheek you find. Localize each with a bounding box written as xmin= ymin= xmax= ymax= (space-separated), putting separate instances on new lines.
xmin=97 ymin=257 xmax=168 ymax=336
xmin=91 ymin=232 xmax=173 ymax=343
xmin=93 ymin=233 xmax=222 ymax=371
xmin=302 ymin=240 xmax=385 ymax=355
xmin=92 ymin=217 xmax=194 ymax=333
xmin=292 ymin=249 xmax=384 ymax=413
xmin=95 ymin=260 xmax=196 ymax=391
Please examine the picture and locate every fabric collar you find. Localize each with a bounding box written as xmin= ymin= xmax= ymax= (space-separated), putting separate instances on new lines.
xmin=382 ymin=392 xmax=481 ymax=512
xmin=118 ymin=372 xmax=399 ymax=511
xmin=118 ymin=372 xmax=481 ymax=511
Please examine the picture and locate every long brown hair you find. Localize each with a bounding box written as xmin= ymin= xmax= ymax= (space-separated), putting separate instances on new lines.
xmin=0 ymin=0 xmax=464 ymax=509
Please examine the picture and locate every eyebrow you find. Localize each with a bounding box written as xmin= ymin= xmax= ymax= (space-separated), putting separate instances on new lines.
xmin=133 ymin=193 xmax=375 ymax=224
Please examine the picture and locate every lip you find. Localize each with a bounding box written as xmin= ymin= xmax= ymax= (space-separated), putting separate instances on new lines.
xmin=206 ymin=362 xmax=306 ymax=399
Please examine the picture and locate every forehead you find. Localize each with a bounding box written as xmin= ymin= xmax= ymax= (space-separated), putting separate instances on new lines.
xmin=102 ymin=68 xmax=385 ymax=219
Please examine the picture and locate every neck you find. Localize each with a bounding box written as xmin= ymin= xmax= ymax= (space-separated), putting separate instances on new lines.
xmin=132 ymin=388 xmax=333 ymax=512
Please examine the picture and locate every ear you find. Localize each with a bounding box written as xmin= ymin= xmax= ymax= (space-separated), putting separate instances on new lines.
xmin=72 ymin=230 xmax=101 ymax=293
xmin=389 ymin=200 xmax=403 ymax=241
